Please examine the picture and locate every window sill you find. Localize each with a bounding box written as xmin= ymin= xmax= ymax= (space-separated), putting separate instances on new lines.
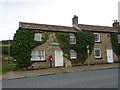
xmin=94 ymin=41 xmax=102 ymax=43
xmin=94 ymin=57 xmax=102 ymax=59
xmin=70 ymin=43 xmax=76 ymax=44
xmin=34 ymin=40 xmax=42 ymax=41
xmin=70 ymin=57 xmax=77 ymax=59
xmin=31 ymin=59 xmax=46 ymax=62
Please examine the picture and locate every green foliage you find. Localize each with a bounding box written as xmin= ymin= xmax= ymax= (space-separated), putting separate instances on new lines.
xmin=75 ymin=31 xmax=94 ymax=63
xmin=0 ymin=44 xmax=11 ymax=55
xmin=55 ymin=32 xmax=70 ymax=58
xmin=55 ymin=31 xmax=94 ymax=64
xmin=2 ymin=62 xmax=17 ymax=74
xmin=11 ymin=28 xmax=48 ymax=68
xmin=110 ymin=33 xmax=120 ymax=61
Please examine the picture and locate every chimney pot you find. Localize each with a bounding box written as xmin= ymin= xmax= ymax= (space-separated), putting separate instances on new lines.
xmin=112 ymin=20 xmax=119 ymax=28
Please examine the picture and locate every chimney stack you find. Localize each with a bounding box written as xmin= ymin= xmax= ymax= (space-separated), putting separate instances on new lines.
xmin=72 ymin=15 xmax=78 ymax=26
xmin=112 ymin=20 xmax=119 ymax=28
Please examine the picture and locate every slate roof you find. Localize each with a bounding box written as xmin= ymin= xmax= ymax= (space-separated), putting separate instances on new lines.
xmin=78 ymin=24 xmax=118 ymax=33
xmin=19 ymin=22 xmax=119 ymax=33
xmin=19 ymin=22 xmax=78 ymax=33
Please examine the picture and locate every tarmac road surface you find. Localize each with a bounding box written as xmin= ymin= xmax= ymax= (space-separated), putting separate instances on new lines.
xmin=2 ymin=68 xmax=119 ymax=88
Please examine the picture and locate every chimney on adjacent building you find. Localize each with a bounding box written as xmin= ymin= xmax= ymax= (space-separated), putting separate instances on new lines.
xmin=112 ymin=20 xmax=119 ymax=28
xmin=72 ymin=15 xmax=78 ymax=26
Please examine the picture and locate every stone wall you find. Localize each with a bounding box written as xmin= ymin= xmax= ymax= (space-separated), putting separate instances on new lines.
xmin=30 ymin=32 xmax=118 ymax=69
xmin=32 ymin=32 xmax=61 ymax=67
xmin=85 ymin=32 xmax=118 ymax=64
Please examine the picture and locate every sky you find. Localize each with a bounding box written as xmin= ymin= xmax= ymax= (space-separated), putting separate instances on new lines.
xmin=0 ymin=0 xmax=119 ymax=40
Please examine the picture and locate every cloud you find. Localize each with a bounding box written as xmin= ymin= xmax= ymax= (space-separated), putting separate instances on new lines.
xmin=0 ymin=0 xmax=119 ymax=40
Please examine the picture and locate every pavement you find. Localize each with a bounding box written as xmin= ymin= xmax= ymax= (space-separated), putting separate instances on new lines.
xmin=1 ymin=63 xmax=119 ymax=80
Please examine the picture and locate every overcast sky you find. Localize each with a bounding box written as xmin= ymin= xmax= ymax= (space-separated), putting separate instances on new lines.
xmin=0 ymin=0 xmax=119 ymax=40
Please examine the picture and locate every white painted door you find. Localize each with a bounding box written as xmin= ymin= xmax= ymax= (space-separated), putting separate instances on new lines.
xmin=107 ymin=49 xmax=113 ymax=63
xmin=55 ymin=50 xmax=63 ymax=67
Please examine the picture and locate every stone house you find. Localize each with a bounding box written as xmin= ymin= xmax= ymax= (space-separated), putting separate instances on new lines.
xmin=19 ymin=15 xmax=119 ymax=68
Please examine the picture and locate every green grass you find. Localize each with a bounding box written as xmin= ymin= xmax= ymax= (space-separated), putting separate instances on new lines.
xmin=2 ymin=62 xmax=18 ymax=74
xmin=0 ymin=44 xmax=11 ymax=47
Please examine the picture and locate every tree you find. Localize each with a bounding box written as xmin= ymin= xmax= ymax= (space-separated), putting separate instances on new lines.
xmin=110 ymin=33 xmax=120 ymax=62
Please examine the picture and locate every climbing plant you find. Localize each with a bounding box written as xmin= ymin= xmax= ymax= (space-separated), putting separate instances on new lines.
xmin=11 ymin=28 xmax=48 ymax=68
xmin=75 ymin=31 xmax=94 ymax=63
xmin=110 ymin=33 xmax=120 ymax=62
xmin=55 ymin=31 xmax=94 ymax=64
xmin=55 ymin=32 xmax=70 ymax=59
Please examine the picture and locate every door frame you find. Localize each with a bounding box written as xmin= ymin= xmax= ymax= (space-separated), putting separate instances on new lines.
xmin=107 ymin=49 xmax=113 ymax=63
xmin=55 ymin=50 xmax=63 ymax=67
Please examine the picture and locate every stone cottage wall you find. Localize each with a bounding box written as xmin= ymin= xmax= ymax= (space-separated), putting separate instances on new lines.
xmin=85 ymin=32 xmax=118 ymax=64
xmin=32 ymin=32 xmax=62 ymax=67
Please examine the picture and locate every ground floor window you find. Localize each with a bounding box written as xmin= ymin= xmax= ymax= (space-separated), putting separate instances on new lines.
xmin=94 ymin=48 xmax=101 ymax=58
xmin=70 ymin=50 xmax=77 ymax=59
xmin=31 ymin=50 xmax=45 ymax=61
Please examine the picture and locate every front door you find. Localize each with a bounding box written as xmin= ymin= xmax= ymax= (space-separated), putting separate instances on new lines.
xmin=55 ymin=50 xmax=63 ymax=67
xmin=107 ymin=49 xmax=113 ymax=63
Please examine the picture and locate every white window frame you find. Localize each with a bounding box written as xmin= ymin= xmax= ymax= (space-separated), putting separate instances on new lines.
xmin=94 ymin=48 xmax=101 ymax=58
xmin=70 ymin=36 xmax=76 ymax=44
xmin=94 ymin=33 xmax=100 ymax=42
xmin=31 ymin=50 xmax=45 ymax=61
xmin=70 ymin=50 xmax=77 ymax=59
xmin=34 ymin=33 xmax=42 ymax=41
xmin=118 ymin=35 xmax=120 ymax=43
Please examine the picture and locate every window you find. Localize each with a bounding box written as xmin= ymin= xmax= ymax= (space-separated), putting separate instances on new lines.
xmin=70 ymin=50 xmax=77 ymax=59
xmin=70 ymin=36 xmax=76 ymax=44
xmin=94 ymin=48 xmax=101 ymax=58
xmin=34 ymin=33 xmax=42 ymax=41
xmin=31 ymin=50 xmax=45 ymax=61
xmin=94 ymin=33 xmax=100 ymax=42
xmin=118 ymin=35 xmax=120 ymax=43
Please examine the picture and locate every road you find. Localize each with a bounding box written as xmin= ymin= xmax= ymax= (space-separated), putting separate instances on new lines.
xmin=2 ymin=68 xmax=118 ymax=88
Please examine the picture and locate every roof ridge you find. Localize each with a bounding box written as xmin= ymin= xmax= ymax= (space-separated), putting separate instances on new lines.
xmin=19 ymin=22 xmax=73 ymax=28
xmin=78 ymin=24 xmax=113 ymax=28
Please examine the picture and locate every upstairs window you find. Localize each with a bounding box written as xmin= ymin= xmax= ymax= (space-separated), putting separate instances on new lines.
xmin=34 ymin=33 xmax=42 ymax=41
xmin=94 ymin=48 xmax=101 ymax=58
xmin=118 ymin=35 xmax=120 ymax=43
xmin=94 ymin=33 xmax=100 ymax=42
xmin=70 ymin=50 xmax=77 ymax=59
xmin=31 ymin=50 xmax=45 ymax=61
xmin=70 ymin=36 xmax=76 ymax=44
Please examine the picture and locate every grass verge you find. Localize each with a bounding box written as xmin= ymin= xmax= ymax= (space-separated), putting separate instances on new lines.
xmin=2 ymin=62 xmax=18 ymax=74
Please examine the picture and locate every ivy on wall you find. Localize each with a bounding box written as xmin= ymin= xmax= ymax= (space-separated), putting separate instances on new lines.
xmin=75 ymin=31 xmax=94 ymax=63
xmin=55 ymin=32 xmax=70 ymax=59
xmin=110 ymin=33 xmax=120 ymax=62
xmin=55 ymin=31 xmax=94 ymax=64
xmin=11 ymin=28 xmax=48 ymax=68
